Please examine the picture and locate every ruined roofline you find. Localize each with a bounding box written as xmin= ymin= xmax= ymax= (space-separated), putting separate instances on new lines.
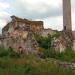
xmin=44 ymin=28 xmax=57 ymax=31
xmin=11 ymin=15 xmax=43 ymax=25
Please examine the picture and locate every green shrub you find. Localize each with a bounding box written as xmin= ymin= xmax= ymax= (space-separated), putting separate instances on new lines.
xmin=52 ymin=31 xmax=61 ymax=38
xmin=8 ymin=48 xmax=20 ymax=58
xmin=56 ymin=48 xmax=75 ymax=62
xmin=0 ymin=48 xmax=9 ymax=57
xmin=35 ymin=33 xmax=61 ymax=59
xmin=42 ymin=48 xmax=56 ymax=58
xmin=0 ymin=48 xmax=20 ymax=58
xmin=35 ymin=34 xmax=52 ymax=49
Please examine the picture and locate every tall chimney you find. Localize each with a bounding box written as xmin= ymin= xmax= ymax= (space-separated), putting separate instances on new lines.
xmin=63 ymin=0 xmax=72 ymax=31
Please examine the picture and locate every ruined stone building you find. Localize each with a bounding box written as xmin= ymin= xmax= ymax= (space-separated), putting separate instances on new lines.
xmin=0 ymin=16 xmax=45 ymax=53
xmin=2 ymin=16 xmax=44 ymax=34
xmin=0 ymin=16 xmax=57 ymax=53
xmin=51 ymin=0 xmax=74 ymax=52
xmin=0 ymin=0 xmax=75 ymax=54
xmin=0 ymin=14 xmax=75 ymax=54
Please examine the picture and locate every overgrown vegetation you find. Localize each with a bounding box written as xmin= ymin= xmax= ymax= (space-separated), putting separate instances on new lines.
xmin=0 ymin=53 xmax=75 ymax=75
xmin=0 ymin=31 xmax=75 ymax=75
xmin=35 ymin=32 xmax=75 ymax=62
xmin=35 ymin=32 xmax=60 ymax=58
xmin=56 ymin=48 xmax=75 ymax=62
xmin=0 ymin=48 xmax=20 ymax=58
xmin=35 ymin=34 xmax=52 ymax=49
xmin=35 ymin=31 xmax=61 ymax=49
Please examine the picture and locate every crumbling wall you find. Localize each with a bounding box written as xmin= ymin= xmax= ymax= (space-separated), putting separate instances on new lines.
xmin=1 ymin=16 xmax=41 ymax=54
xmin=51 ymin=30 xmax=74 ymax=53
xmin=2 ymin=16 xmax=44 ymax=34
xmin=41 ymin=29 xmax=56 ymax=37
xmin=1 ymin=16 xmax=75 ymax=54
xmin=62 ymin=31 xmax=73 ymax=48
xmin=51 ymin=36 xmax=66 ymax=53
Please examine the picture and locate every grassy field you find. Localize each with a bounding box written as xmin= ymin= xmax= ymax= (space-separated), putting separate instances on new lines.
xmin=0 ymin=46 xmax=75 ymax=75
xmin=0 ymin=52 xmax=75 ymax=75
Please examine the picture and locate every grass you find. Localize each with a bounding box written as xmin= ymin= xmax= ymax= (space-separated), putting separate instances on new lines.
xmin=0 ymin=48 xmax=75 ymax=75
xmin=0 ymin=55 xmax=75 ymax=75
xmin=56 ymin=48 xmax=75 ymax=62
xmin=0 ymin=53 xmax=74 ymax=75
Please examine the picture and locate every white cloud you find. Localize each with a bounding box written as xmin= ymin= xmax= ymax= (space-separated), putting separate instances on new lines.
xmin=0 ymin=0 xmax=63 ymax=31
xmin=72 ymin=12 xmax=75 ymax=30
xmin=10 ymin=0 xmax=62 ymax=19
xmin=43 ymin=16 xmax=63 ymax=31
xmin=0 ymin=2 xmax=11 ymax=29
xmin=8 ymin=0 xmax=63 ymax=31
xmin=0 ymin=19 xmax=7 ymax=29
xmin=0 ymin=2 xmax=10 ymax=10
xmin=0 ymin=0 xmax=75 ymax=31
xmin=0 ymin=11 xmax=10 ymax=17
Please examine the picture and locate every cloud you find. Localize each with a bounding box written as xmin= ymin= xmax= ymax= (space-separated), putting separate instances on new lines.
xmin=72 ymin=12 xmax=75 ymax=30
xmin=0 ymin=2 xmax=10 ymax=10
xmin=0 ymin=11 xmax=10 ymax=18
xmin=0 ymin=1 xmax=11 ymax=30
xmin=10 ymin=0 xmax=62 ymax=19
xmin=0 ymin=19 xmax=7 ymax=29
xmin=7 ymin=0 xmax=63 ymax=31
xmin=0 ymin=0 xmax=75 ymax=31
xmin=43 ymin=16 xmax=63 ymax=31
xmin=0 ymin=19 xmax=7 ymax=33
xmin=0 ymin=11 xmax=11 ymax=26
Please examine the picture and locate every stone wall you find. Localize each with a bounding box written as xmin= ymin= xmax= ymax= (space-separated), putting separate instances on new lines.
xmin=51 ymin=36 xmax=66 ymax=53
xmin=1 ymin=16 xmax=41 ymax=54
xmin=40 ymin=28 xmax=56 ymax=37
xmin=1 ymin=15 xmax=75 ymax=54
xmin=2 ymin=15 xmax=44 ymax=33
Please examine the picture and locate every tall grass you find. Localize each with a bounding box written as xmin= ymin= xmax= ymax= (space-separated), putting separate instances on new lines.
xmin=0 ymin=55 xmax=75 ymax=75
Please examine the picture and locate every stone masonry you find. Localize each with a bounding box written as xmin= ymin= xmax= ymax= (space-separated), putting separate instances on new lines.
xmin=0 ymin=0 xmax=75 ymax=54
xmin=0 ymin=16 xmax=63 ymax=53
xmin=62 ymin=0 xmax=74 ymax=49
xmin=0 ymin=16 xmax=45 ymax=54
xmin=63 ymin=0 xmax=72 ymax=31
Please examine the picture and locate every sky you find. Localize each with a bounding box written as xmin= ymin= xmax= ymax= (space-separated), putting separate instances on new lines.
xmin=0 ymin=0 xmax=75 ymax=32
